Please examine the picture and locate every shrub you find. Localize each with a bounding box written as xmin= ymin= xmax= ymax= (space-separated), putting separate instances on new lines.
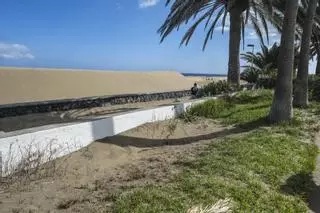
xmin=309 ymin=75 xmax=320 ymax=101
xmin=232 ymin=89 xmax=273 ymax=104
xmin=202 ymin=80 xmax=232 ymax=97
xmin=187 ymin=99 xmax=233 ymax=119
xmin=256 ymin=77 xmax=276 ymax=89
xmin=241 ymin=67 xmax=277 ymax=89
xmin=240 ymin=68 xmax=260 ymax=83
xmin=183 ymin=90 xmax=273 ymax=125
xmin=195 ymin=88 xmax=205 ymax=98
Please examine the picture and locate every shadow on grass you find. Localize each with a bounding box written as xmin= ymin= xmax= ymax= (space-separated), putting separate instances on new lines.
xmin=280 ymin=173 xmax=320 ymax=212
xmin=237 ymin=117 xmax=269 ymax=130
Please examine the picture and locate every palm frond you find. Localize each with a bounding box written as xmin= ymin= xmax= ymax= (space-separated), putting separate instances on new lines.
xmin=158 ymin=0 xmax=276 ymax=50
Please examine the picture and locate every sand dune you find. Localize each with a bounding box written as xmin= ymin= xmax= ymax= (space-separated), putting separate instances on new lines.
xmin=0 ymin=67 xmax=193 ymax=105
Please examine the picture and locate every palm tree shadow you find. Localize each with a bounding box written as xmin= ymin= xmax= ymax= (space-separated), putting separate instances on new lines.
xmin=97 ymin=127 xmax=245 ymax=148
xmin=237 ymin=117 xmax=269 ymax=130
xmin=97 ymin=117 xmax=268 ymax=148
xmin=280 ymin=172 xmax=320 ymax=212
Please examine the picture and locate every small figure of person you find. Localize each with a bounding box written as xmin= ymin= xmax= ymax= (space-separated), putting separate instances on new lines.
xmin=191 ymin=83 xmax=199 ymax=97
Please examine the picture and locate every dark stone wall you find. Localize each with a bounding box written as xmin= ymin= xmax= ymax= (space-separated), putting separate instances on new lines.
xmin=0 ymin=90 xmax=191 ymax=118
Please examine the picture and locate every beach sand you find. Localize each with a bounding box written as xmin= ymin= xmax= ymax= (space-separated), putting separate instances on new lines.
xmin=0 ymin=67 xmax=230 ymax=105
xmin=0 ymin=67 xmax=193 ymax=105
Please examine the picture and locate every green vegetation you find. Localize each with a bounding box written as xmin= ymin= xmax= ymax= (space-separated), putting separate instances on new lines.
xmin=240 ymin=43 xmax=279 ymax=87
xmin=201 ymin=80 xmax=232 ymax=97
xmin=114 ymin=90 xmax=319 ymax=213
xmin=186 ymin=89 xmax=273 ymax=126
xmin=309 ymin=75 xmax=320 ymax=101
xmin=159 ymin=0 xmax=320 ymax=122
xmin=240 ymin=43 xmax=300 ymax=89
xmin=116 ymin=132 xmax=316 ymax=213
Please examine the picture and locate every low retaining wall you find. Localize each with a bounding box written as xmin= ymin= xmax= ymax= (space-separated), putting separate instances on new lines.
xmin=0 ymin=90 xmax=191 ymax=118
xmin=0 ymin=98 xmax=214 ymax=176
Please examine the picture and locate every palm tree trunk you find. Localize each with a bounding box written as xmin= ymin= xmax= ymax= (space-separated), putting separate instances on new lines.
xmin=316 ymin=54 xmax=320 ymax=76
xmin=228 ymin=9 xmax=241 ymax=86
xmin=269 ymin=0 xmax=299 ymax=123
xmin=293 ymin=0 xmax=317 ymax=107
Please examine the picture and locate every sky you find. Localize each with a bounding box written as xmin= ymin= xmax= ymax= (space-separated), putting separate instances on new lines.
xmin=0 ymin=0 xmax=316 ymax=74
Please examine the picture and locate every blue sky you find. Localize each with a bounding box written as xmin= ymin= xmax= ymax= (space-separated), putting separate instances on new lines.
xmin=0 ymin=0 xmax=316 ymax=74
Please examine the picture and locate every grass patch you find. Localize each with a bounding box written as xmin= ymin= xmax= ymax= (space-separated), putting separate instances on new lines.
xmin=185 ymin=89 xmax=273 ymax=126
xmin=115 ymin=130 xmax=317 ymax=213
xmin=113 ymin=90 xmax=319 ymax=213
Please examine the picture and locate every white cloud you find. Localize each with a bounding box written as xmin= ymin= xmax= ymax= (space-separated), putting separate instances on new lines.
xmin=0 ymin=43 xmax=34 ymax=60
xmin=269 ymin=32 xmax=278 ymax=37
xmin=139 ymin=0 xmax=160 ymax=8
xmin=215 ymin=26 xmax=230 ymax=32
xmin=214 ymin=15 xmax=230 ymax=32
xmin=247 ymin=32 xmax=259 ymax=40
xmin=246 ymin=30 xmax=280 ymax=40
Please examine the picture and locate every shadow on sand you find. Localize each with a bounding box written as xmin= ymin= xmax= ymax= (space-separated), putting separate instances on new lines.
xmin=97 ymin=127 xmax=246 ymax=148
xmin=96 ymin=117 xmax=267 ymax=148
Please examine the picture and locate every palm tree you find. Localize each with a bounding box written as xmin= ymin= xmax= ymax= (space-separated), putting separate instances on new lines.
xmin=316 ymin=52 xmax=320 ymax=75
xmin=158 ymin=0 xmax=273 ymax=86
xmin=269 ymin=0 xmax=299 ymax=122
xmin=241 ymin=43 xmax=280 ymax=72
xmin=311 ymin=32 xmax=320 ymax=75
xmin=240 ymin=43 xmax=279 ymax=84
xmin=241 ymin=42 xmax=299 ymax=83
xmin=293 ymin=0 xmax=318 ymax=107
xmin=316 ymin=56 xmax=320 ymax=75
xmin=240 ymin=68 xmax=260 ymax=83
xmin=311 ymin=8 xmax=320 ymax=76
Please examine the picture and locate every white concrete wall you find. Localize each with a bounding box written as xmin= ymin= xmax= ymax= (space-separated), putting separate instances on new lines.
xmin=0 ymin=99 xmax=210 ymax=176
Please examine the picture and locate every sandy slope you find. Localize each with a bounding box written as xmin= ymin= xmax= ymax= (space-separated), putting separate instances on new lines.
xmin=0 ymin=118 xmax=228 ymax=213
xmin=0 ymin=67 xmax=193 ymax=105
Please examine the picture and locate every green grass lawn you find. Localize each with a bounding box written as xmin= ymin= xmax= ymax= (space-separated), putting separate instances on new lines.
xmin=185 ymin=89 xmax=273 ymax=126
xmin=114 ymin=90 xmax=319 ymax=213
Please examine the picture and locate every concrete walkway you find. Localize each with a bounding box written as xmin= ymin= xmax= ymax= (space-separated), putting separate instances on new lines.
xmin=0 ymin=97 xmax=191 ymax=132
